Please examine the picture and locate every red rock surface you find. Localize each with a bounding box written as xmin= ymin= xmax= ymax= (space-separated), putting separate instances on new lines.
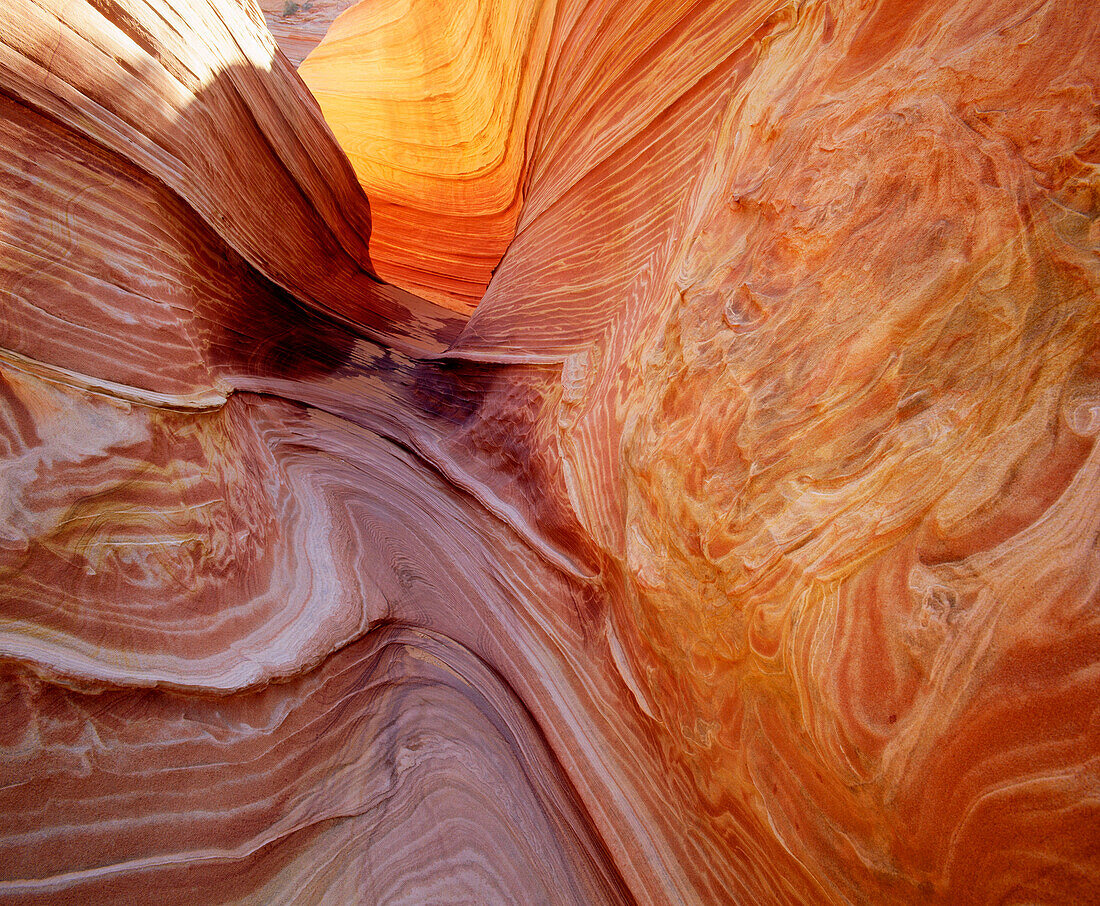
xmin=1 ymin=0 xmax=1098 ymax=903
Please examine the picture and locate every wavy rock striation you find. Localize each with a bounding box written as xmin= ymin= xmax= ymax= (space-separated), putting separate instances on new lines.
xmin=1 ymin=0 xmax=1098 ymax=903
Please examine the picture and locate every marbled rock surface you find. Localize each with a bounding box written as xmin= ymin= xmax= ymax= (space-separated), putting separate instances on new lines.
xmin=1 ymin=0 xmax=1098 ymax=903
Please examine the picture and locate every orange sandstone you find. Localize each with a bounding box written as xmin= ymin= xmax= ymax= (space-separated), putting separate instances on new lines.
xmin=0 ymin=0 xmax=1097 ymax=903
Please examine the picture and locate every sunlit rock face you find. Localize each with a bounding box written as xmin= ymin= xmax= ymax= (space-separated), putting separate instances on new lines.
xmin=1 ymin=0 xmax=1098 ymax=903
xmin=297 ymin=0 xmax=554 ymax=313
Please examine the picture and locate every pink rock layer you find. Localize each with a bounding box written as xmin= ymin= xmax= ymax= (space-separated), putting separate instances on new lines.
xmin=0 ymin=0 xmax=1098 ymax=903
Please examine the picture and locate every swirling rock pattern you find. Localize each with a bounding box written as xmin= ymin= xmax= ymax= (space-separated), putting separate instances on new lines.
xmin=1 ymin=0 xmax=1098 ymax=903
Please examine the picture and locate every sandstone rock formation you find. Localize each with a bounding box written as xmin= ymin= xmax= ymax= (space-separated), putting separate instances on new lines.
xmin=1 ymin=0 xmax=1098 ymax=903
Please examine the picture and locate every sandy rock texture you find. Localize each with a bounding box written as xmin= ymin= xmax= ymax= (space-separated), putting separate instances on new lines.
xmin=1 ymin=0 xmax=1098 ymax=903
